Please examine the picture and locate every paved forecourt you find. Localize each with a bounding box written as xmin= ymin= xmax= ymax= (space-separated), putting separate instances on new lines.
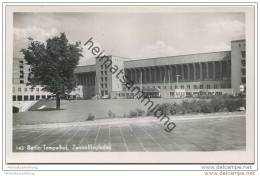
xmin=13 ymin=113 xmax=246 ymax=152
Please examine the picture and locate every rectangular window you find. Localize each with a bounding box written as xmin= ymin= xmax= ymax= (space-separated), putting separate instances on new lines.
xmin=18 ymin=87 xmax=21 ymax=92
xmin=105 ymin=84 xmax=107 ymax=88
xmin=105 ymin=71 xmax=107 ymax=75
xmin=214 ymin=84 xmax=218 ymax=89
xmin=20 ymin=80 xmax=24 ymax=84
xmin=36 ymin=95 xmax=40 ymax=100
xmin=24 ymin=88 xmax=27 ymax=92
xmin=13 ymin=87 xmax=15 ymax=93
xmin=101 ymin=71 xmax=103 ymax=75
xmin=101 ymin=78 xmax=103 ymax=82
xmin=42 ymin=95 xmax=46 ymax=99
xmin=221 ymin=84 xmax=226 ymax=88
xmin=207 ymin=84 xmax=211 ymax=89
xmin=17 ymin=95 xmax=22 ymax=101
xmin=186 ymin=85 xmax=190 ymax=89
xmin=101 ymin=65 xmax=103 ymax=69
xmin=105 ymin=77 xmax=107 ymax=81
xmin=13 ymin=96 xmax=16 ymax=101
xmin=30 ymin=95 xmax=34 ymax=100
xmin=101 ymin=84 xmax=103 ymax=88
xmin=241 ymin=68 xmax=246 ymax=75
xmin=193 ymin=85 xmax=197 ymax=89
xmin=241 ymin=60 xmax=246 ymax=67
xmin=200 ymin=85 xmax=204 ymax=89
xmin=36 ymin=88 xmax=39 ymax=92
xmin=241 ymin=77 xmax=246 ymax=84
xmin=241 ymin=51 xmax=246 ymax=58
xmin=30 ymin=88 xmax=34 ymax=92
xmin=24 ymin=96 xmax=28 ymax=101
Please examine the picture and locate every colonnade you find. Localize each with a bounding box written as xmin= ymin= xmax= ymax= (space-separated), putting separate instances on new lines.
xmin=125 ymin=60 xmax=231 ymax=84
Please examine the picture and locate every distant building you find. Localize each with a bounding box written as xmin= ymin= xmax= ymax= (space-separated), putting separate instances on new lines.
xmin=12 ymin=57 xmax=83 ymax=107
xmin=74 ymin=40 xmax=246 ymax=99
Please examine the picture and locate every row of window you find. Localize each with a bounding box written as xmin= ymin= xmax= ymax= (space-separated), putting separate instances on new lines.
xmin=13 ymin=95 xmax=50 ymax=101
xmin=13 ymin=87 xmax=41 ymax=93
xmin=117 ymin=91 xmax=224 ymax=98
xmin=123 ymin=84 xmax=231 ymax=90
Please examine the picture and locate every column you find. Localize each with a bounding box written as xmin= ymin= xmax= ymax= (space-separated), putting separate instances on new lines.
xmin=181 ymin=64 xmax=184 ymax=81
xmin=219 ymin=61 xmax=223 ymax=80
xmin=199 ymin=63 xmax=203 ymax=81
xmin=146 ymin=68 xmax=150 ymax=83
xmin=141 ymin=68 xmax=145 ymax=84
xmin=173 ymin=65 xmax=177 ymax=82
xmin=212 ymin=62 xmax=216 ymax=80
xmin=206 ymin=62 xmax=209 ymax=80
xmin=187 ymin=64 xmax=190 ymax=81
xmin=161 ymin=66 xmax=165 ymax=83
xmin=156 ymin=67 xmax=160 ymax=83
xmin=150 ymin=67 xmax=153 ymax=83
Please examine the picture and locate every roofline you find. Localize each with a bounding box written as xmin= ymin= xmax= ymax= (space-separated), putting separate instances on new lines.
xmin=125 ymin=50 xmax=231 ymax=62
xmin=231 ymin=39 xmax=246 ymax=42
xmin=76 ymin=64 xmax=96 ymax=67
xmin=96 ymin=55 xmax=131 ymax=60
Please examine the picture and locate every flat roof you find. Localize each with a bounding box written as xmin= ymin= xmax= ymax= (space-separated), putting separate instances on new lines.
xmin=74 ymin=50 xmax=232 ymax=73
xmin=125 ymin=50 xmax=231 ymax=69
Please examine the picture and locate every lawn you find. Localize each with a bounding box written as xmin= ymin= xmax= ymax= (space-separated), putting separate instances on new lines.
xmin=13 ymin=98 xmax=187 ymax=126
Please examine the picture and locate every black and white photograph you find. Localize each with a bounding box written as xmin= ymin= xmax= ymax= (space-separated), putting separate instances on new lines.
xmin=4 ymin=4 xmax=255 ymax=165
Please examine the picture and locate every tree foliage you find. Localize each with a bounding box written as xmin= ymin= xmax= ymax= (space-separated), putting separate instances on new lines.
xmin=21 ymin=33 xmax=82 ymax=109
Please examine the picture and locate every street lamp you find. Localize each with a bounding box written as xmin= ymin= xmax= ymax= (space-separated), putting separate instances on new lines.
xmin=176 ymin=75 xmax=181 ymax=89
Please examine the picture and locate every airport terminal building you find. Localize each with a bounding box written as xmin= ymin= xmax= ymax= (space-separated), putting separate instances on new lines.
xmin=74 ymin=39 xmax=246 ymax=99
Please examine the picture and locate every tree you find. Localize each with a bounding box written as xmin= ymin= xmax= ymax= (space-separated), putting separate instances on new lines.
xmin=21 ymin=33 xmax=82 ymax=109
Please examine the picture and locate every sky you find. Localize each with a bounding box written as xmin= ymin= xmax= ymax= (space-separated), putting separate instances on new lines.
xmin=13 ymin=12 xmax=245 ymax=65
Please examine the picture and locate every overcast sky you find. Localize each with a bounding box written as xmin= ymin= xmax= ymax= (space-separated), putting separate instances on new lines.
xmin=14 ymin=12 xmax=245 ymax=65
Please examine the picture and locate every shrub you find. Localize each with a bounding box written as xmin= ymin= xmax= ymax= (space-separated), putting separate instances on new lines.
xmin=171 ymin=103 xmax=185 ymax=115
xmin=210 ymin=96 xmax=226 ymax=112
xmin=108 ymin=110 xmax=116 ymax=118
xmin=128 ymin=110 xmax=138 ymax=118
xmin=87 ymin=113 xmax=95 ymax=121
xmin=181 ymin=100 xmax=201 ymax=113
xmin=225 ymin=98 xmax=244 ymax=112
xmin=136 ymin=108 xmax=145 ymax=116
xmin=146 ymin=110 xmax=154 ymax=116
xmin=202 ymin=100 xmax=216 ymax=113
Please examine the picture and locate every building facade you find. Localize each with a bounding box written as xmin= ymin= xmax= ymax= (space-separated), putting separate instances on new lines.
xmin=74 ymin=40 xmax=246 ymax=99
xmin=12 ymin=57 xmax=83 ymax=104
